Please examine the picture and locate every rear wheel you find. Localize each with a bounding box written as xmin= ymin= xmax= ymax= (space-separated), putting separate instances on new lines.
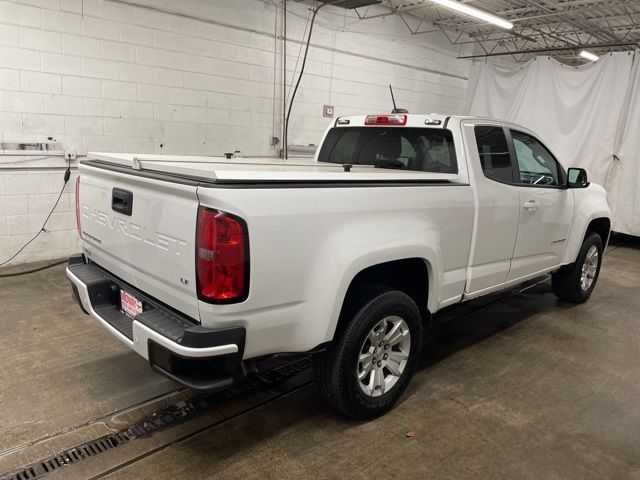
xmin=552 ymin=232 xmax=603 ymax=303
xmin=313 ymin=285 xmax=422 ymax=419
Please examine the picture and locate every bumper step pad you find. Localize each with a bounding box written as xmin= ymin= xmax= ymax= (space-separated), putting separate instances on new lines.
xmin=67 ymin=256 xmax=246 ymax=391
xmin=68 ymin=258 xmax=199 ymax=343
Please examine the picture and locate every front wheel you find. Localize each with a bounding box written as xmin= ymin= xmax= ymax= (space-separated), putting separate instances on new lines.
xmin=313 ymin=286 xmax=422 ymax=419
xmin=552 ymin=232 xmax=603 ymax=303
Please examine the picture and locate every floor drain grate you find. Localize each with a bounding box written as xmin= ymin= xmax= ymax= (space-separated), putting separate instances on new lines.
xmin=0 ymin=357 xmax=311 ymax=480
xmin=1 ymin=432 xmax=131 ymax=480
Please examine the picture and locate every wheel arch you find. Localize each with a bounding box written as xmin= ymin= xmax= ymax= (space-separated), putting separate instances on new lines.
xmin=562 ymin=214 xmax=611 ymax=267
xmin=561 ymin=183 xmax=611 ymax=266
xmin=329 ymin=257 xmax=433 ymax=342
xmin=586 ymin=217 xmax=611 ymax=248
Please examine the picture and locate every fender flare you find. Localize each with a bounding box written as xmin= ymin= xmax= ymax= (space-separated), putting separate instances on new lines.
xmin=323 ymin=247 xmax=438 ymax=342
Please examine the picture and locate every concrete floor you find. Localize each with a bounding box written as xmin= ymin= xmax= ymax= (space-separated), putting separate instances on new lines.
xmin=1 ymin=236 xmax=639 ymax=479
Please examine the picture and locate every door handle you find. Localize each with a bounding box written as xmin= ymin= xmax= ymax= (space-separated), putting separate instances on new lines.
xmin=523 ymin=200 xmax=538 ymax=211
xmin=112 ymin=188 xmax=133 ymax=216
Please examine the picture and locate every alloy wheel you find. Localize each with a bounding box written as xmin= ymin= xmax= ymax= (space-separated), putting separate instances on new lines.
xmin=357 ymin=316 xmax=411 ymax=397
xmin=581 ymin=245 xmax=599 ymax=291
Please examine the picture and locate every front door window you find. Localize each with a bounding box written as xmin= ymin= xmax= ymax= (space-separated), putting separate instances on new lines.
xmin=511 ymin=131 xmax=563 ymax=187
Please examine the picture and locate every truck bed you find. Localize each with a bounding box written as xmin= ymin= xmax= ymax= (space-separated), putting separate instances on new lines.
xmin=88 ymin=152 xmax=462 ymax=183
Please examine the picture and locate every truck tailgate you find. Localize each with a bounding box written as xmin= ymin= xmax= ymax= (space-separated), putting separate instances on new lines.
xmin=78 ymin=162 xmax=200 ymax=320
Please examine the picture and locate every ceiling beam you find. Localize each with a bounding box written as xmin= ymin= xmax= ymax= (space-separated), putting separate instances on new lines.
xmin=457 ymin=40 xmax=639 ymax=58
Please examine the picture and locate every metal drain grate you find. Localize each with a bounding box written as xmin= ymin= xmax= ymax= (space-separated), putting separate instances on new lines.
xmin=0 ymin=357 xmax=311 ymax=480
xmin=1 ymin=433 xmax=131 ymax=480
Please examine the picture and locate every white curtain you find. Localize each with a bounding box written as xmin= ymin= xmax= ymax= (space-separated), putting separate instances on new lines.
xmin=465 ymin=52 xmax=639 ymax=236
xmin=608 ymin=54 xmax=640 ymax=236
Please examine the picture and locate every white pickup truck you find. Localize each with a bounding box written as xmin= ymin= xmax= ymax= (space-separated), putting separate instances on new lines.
xmin=67 ymin=113 xmax=611 ymax=419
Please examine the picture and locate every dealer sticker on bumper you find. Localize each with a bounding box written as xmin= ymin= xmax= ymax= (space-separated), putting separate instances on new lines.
xmin=120 ymin=289 xmax=143 ymax=319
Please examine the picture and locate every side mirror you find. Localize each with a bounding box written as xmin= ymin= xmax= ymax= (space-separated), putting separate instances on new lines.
xmin=567 ymin=168 xmax=589 ymax=188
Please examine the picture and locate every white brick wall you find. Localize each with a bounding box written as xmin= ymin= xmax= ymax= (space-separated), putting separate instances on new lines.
xmin=0 ymin=165 xmax=81 ymax=265
xmin=0 ymin=0 xmax=471 ymax=266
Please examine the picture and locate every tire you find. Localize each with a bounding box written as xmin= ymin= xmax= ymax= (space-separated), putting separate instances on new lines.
xmin=313 ymin=285 xmax=422 ymax=419
xmin=552 ymin=232 xmax=603 ymax=303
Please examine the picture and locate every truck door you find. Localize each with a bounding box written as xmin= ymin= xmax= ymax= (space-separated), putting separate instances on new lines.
xmin=505 ymin=129 xmax=574 ymax=281
xmin=463 ymin=123 xmax=520 ymax=294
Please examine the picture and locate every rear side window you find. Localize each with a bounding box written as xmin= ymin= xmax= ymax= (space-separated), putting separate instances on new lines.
xmin=474 ymin=126 xmax=513 ymax=183
xmin=318 ymin=127 xmax=458 ymax=174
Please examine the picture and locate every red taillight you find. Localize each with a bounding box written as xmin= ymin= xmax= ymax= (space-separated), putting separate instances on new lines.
xmin=196 ymin=207 xmax=248 ymax=303
xmin=75 ymin=176 xmax=81 ymax=238
xmin=364 ymin=114 xmax=407 ymax=126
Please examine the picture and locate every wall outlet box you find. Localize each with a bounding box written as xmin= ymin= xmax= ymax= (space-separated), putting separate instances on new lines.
xmin=323 ymin=105 xmax=334 ymax=117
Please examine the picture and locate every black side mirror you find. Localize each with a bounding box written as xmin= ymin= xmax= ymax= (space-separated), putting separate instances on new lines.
xmin=567 ymin=168 xmax=589 ymax=188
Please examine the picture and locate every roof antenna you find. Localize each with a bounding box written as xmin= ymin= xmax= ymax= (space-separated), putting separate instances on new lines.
xmin=389 ymin=85 xmax=408 ymax=114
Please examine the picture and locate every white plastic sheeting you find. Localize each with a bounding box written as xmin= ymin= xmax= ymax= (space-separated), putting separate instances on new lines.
xmin=609 ymin=55 xmax=640 ymax=236
xmin=465 ymin=52 xmax=640 ymax=236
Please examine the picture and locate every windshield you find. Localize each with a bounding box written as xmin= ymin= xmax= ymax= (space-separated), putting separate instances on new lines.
xmin=317 ymin=127 xmax=458 ymax=174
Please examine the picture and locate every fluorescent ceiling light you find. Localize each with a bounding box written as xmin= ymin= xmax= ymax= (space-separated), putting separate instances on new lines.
xmin=430 ymin=0 xmax=513 ymax=30
xmin=579 ymin=50 xmax=599 ymax=62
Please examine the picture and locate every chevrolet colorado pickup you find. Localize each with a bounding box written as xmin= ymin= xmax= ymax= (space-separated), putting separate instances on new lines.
xmin=67 ymin=114 xmax=611 ymax=419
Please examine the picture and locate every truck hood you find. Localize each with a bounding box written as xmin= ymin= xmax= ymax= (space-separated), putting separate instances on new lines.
xmin=88 ymin=153 xmax=461 ymax=183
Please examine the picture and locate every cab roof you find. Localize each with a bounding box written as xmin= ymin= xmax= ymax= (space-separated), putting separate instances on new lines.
xmin=333 ymin=114 xmax=451 ymax=129
xmin=332 ymin=113 xmax=532 ymax=134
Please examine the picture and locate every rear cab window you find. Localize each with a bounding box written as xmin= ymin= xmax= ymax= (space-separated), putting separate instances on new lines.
xmin=318 ymin=127 xmax=458 ymax=174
